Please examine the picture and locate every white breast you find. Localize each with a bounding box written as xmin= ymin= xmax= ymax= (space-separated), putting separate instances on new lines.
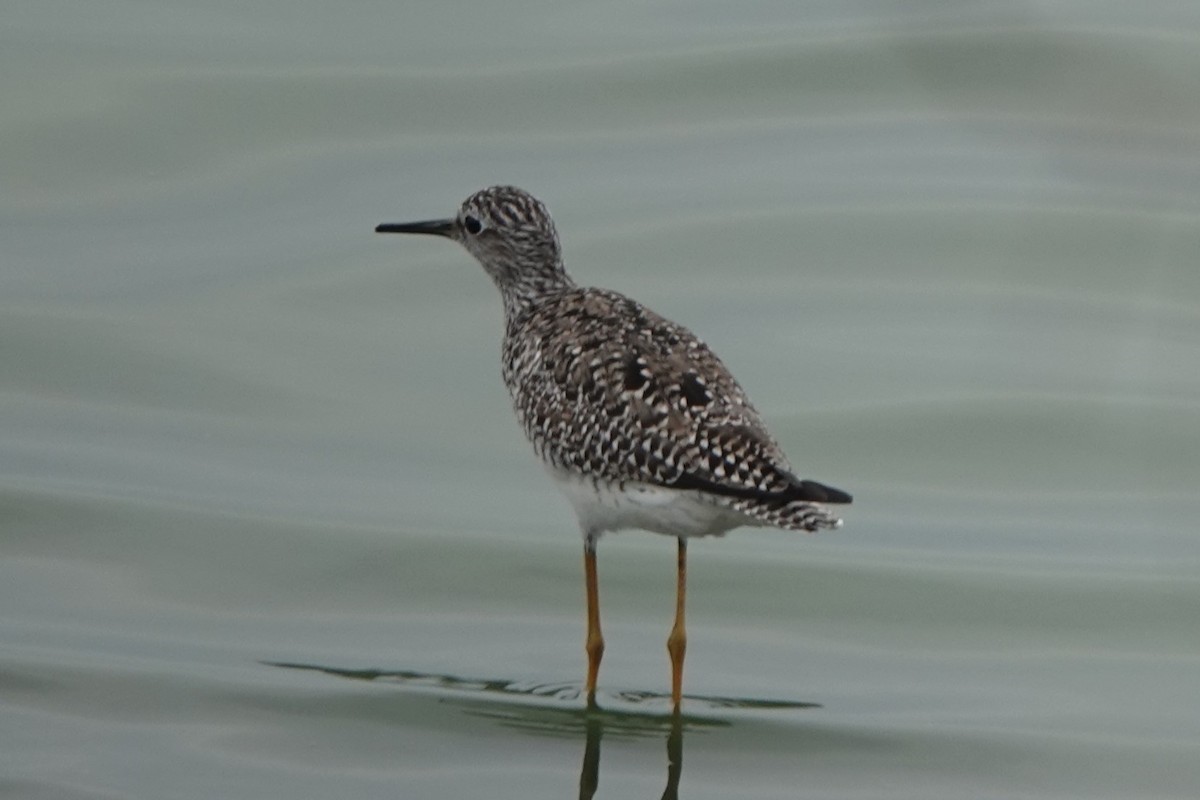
xmin=548 ymin=467 xmax=754 ymax=539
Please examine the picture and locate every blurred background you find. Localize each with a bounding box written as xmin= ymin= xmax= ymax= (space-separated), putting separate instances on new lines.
xmin=4 ymin=2 xmax=1199 ymax=798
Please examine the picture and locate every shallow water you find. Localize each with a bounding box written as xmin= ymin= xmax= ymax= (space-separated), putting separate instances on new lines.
xmin=4 ymin=2 xmax=1200 ymax=798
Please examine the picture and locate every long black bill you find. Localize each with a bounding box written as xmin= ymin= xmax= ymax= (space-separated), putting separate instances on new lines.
xmin=375 ymin=218 xmax=455 ymax=236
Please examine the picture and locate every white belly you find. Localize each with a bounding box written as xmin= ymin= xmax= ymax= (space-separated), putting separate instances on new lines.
xmin=549 ymin=468 xmax=754 ymax=539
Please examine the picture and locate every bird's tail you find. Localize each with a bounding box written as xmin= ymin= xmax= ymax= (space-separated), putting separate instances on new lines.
xmin=728 ymin=497 xmax=845 ymax=532
xmin=674 ymin=469 xmax=851 ymax=533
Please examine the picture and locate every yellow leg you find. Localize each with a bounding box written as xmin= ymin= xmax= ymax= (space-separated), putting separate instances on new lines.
xmin=667 ymin=537 xmax=688 ymax=712
xmin=584 ymin=535 xmax=605 ymax=706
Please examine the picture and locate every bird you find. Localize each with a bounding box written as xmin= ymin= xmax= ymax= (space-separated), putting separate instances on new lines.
xmin=376 ymin=186 xmax=851 ymax=712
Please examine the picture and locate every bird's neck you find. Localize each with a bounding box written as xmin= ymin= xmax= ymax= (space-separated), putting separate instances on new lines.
xmin=498 ymin=269 xmax=576 ymax=320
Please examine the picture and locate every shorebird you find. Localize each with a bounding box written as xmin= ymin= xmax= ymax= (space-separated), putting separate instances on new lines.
xmin=376 ymin=186 xmax=851 ymax=711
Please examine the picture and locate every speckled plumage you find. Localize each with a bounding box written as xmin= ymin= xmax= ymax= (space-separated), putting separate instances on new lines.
xmin=378 ymin=185 xmax=851 ymax=537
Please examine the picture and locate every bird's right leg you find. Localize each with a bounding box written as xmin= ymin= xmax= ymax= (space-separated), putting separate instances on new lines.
xmin=666 ymin=537 xmax=688 ymax=713
xmin=583 ymin=533 xmax=605 ymax=707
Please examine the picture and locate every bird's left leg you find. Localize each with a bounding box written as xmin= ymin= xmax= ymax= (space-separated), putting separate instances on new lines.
xmin=583 ymin=533 xmax=605 ymax=707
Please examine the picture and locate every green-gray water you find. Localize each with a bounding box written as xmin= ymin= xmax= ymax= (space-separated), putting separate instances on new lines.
xmin=5 ymin=3 xmax=1199 ymax=798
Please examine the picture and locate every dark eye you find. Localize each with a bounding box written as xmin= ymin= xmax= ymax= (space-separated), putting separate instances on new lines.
xmin=463 ymin=215 xmax=483 ymax=235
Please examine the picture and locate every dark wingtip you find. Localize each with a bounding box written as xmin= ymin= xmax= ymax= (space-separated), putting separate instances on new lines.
xmin=668 ymin=470 xmax=852 ymax=505
xmin=795 ymin=480 xmax=853 ymax=505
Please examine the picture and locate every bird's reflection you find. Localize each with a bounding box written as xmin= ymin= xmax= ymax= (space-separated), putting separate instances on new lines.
xmin=662 ymin=714 xmax=683 ymax=800
xmin=577 ymin=704 xmax=682 ymax=800
xmin=265 ymin=661 xmax=818 ymax=798
xmin=579 ymin=709 xmax=603 ymax=799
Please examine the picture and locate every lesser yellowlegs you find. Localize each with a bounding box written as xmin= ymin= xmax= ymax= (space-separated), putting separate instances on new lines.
xmin=376 ymin=186 xmax=851 ymax=711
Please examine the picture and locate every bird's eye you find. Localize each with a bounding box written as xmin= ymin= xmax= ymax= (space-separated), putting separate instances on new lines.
xmin=463 ymin=215 xmax=483 ymax=235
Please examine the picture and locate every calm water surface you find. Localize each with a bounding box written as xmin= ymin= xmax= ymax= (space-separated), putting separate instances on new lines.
xmin=4 ymin=2 xmax=1199 ymax=798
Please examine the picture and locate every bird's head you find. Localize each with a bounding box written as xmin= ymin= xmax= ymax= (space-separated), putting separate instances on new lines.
xmin=376 ymin=185 xmax=571 ymax=309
